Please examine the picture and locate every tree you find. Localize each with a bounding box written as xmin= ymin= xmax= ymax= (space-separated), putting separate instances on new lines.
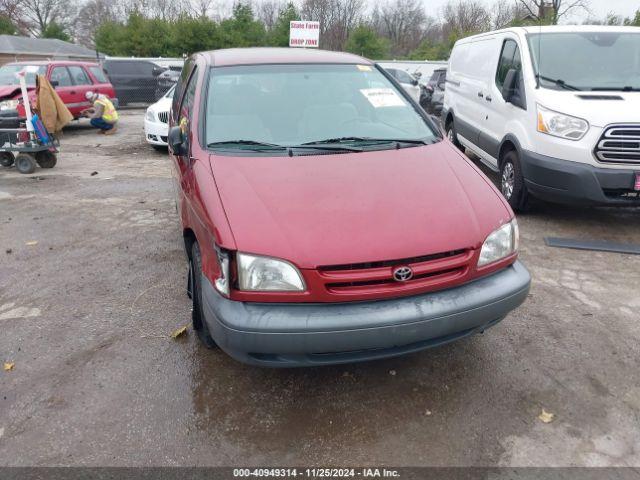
xmin=0 ymin=16 xmax=17 ymax=35
xmin=170 ymin=15 xmax=220 ymax=55
xmin=442 ymin=0 xmax=491 ymax=37
xmin=345 ymin=25 xmax=388 ymax=59
xmin=218 ymin=3 xmax=266 ymax=48
xmin=371 ymin=0 xmax=432 ymax=57
xmin=517 ymin=0 xmax=590 ymax=24
xmin=16 ymin=0 xmax=76 ymax=36
xmin=41 ymin=21 xmax=70 ymax=40
xmin=94 ymin=21 xmax=128 ymax=55
xmin=624 ymin=9 xmax=640 ymax=26
xmin=266 ymin=2 xmax=299 ymax=47
xmin=74 ymin=0 xmax=118 ymax=48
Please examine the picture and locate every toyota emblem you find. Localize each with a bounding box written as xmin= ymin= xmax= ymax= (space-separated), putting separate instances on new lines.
xmin=393 ymin=266 xmax=413 ymax=282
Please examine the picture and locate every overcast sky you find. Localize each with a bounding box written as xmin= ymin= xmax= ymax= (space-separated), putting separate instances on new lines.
xmin=421 ymin=0 xmax=639 ymax=22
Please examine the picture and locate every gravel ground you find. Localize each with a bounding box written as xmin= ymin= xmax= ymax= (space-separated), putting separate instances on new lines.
xmin=1 ymin=110 xmax=639 ymax=467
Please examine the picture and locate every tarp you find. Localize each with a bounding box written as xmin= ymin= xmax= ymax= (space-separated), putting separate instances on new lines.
xmin=34 ymin=75 xmax=73 ymax=133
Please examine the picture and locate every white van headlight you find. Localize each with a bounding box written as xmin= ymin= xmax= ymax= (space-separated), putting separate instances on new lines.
xmin=237 ymin=253 xmax=305 ymax=291
xmin=537 ymin=104 xmax=589 ymax=140
xmin=478 ymin=219 xmax=519 ymax=267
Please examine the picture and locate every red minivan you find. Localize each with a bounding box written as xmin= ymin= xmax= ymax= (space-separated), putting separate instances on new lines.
xmin=0 ymin=61 xmax=117 ymax=122
xmin=168 ymin=48 xmax=531 ymax=367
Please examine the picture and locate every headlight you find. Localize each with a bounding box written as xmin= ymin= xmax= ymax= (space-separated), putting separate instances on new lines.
xmin=237 ymin=253 xmax=305 ymax=291
xmin=214 ymin=247 xmax=230 ymax=296
xmin=145 ymin=109 xmax=155 ymax=122
xmin=478 ymin=219 xmax=519 ymax=267
xmin=537 ymin=104 xmax=589 ymax=140
xmin=0 ymin=99 xmax=19 ymax=111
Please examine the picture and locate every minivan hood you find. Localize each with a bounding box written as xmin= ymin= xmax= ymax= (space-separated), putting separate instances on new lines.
xmin=537 ymin=90 xmax=640 ymax=127
xmin=210 ymin=142 xmax=511 ymax=269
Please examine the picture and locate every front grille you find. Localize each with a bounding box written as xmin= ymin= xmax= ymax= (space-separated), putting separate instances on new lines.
xmin=318 ymin=249 xmax=473 ymax=296
xmin=157 ymin=111 xmax=169 ymax=124
xmin=595 ymin=125 xmax=640 ymax=164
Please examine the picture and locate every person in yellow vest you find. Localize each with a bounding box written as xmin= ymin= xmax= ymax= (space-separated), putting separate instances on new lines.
xmin=83 ymin=91 xmax=118 ymax=135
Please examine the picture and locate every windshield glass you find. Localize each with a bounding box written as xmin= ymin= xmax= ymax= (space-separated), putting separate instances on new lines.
xmin=0 ymin=65 xmax=46 ymax=86
xmin=528 ymin=32 xmax=640 ymax=91
xmin=205 ymin=64 xmax=438 ymax=149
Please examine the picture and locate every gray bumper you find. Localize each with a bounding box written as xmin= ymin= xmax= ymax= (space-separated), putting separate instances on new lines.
xmin=202 ymin=261 xmax=531 ymax=367
xmin=521 ymin=150 xmax=640 ymax=206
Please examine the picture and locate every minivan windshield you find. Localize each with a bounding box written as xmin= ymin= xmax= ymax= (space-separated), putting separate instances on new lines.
xmin=528 ymin=32 xmax=640 ymax=91
xmin=205 ymin=64 xmax=438 ymax=151
xmin=0 ymin=65 xmax=46 ymax=86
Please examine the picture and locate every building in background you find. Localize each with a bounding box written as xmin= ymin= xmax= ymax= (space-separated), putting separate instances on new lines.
xmin=0 ymin=35 xmax=98 ymax=66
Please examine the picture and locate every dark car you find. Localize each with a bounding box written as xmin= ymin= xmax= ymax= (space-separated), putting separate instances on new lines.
xmin=156 ymin=65 xmax=182 ymax=99
xmin=420 ymin=67 xmax=447 ymax=115
xmin=102 ymin=59 xmax=165 ymax=105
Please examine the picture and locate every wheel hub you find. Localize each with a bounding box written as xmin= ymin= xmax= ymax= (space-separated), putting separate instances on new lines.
xmin=501 ymin=162 xmax=515 ymax=199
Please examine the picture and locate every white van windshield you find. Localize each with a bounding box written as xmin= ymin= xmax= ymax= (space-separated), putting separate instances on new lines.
xmin=528 ymin=32 xmax=640 ymax=92
xmin=205 ymin=64 xmax=438 ymax=151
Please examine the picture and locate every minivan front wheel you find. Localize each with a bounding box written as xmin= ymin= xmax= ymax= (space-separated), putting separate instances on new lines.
xmin=190 ymin=242 xmax=218 ymax=349
xmin=500 ymin=150 xmax=529 ymax=211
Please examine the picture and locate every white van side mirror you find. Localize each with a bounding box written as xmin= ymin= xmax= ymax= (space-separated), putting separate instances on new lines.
xmin=502 ymin=69 xmax=526 ymax=109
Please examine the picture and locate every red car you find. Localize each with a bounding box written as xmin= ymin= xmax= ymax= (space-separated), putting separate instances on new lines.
xmin=0 ymin=61 xmax=117 ymax=125
xmin=168 ymin=48 xmax=531 ymax=367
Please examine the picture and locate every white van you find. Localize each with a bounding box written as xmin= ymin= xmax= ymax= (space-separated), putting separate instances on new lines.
xmin=443 ymin=26 xmax=640 ymax=210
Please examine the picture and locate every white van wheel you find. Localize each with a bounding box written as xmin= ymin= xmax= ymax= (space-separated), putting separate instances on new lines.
xmin=500 ymin=150 xmax=529 ymax=211
xmin=445 ymin=120 xmax=463 ymax=151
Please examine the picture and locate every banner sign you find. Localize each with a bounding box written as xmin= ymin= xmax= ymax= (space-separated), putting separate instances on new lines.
xmin=289 ymin=21 xmax=320 ymax=48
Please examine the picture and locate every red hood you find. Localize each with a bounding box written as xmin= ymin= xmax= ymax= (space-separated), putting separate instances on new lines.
xmin=210 ymin=141 xmax=512 ymax=269
xmin=0 ymin=85 xmax=30 ymax=100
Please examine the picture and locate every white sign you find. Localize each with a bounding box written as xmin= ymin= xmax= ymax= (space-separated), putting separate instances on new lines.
xmin=289 ymin=21 xmax=320 ymax=48
xmin=360 ymin=88 xmax=405 ymax=108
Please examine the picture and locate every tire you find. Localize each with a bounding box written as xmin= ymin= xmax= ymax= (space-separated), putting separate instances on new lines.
xmin=35 ymin=151 xmax=57 ymax=168
xmin=446 ymin=118 xmax=463 ymax=151
xmin=500 ymin=150 xmax=529 ymax=211
xmin=0 ymin=152 xmax=14 ymax=167
xmin=15 ymin=153 xmax=37 ymax=174
xmin=191 ymin=242 xmax=218 ymax=349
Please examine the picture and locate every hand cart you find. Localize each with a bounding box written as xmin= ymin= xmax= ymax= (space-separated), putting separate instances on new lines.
xmin=0 ymin=67 xmax=59 ymax=174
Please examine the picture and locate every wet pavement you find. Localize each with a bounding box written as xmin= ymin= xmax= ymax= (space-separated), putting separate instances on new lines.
xmin=1 ymin=110 xmax=639 ymax=466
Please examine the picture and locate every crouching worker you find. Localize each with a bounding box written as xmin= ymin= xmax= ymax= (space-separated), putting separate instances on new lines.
xmin=82 ymin=91 xmax=118 ymax=135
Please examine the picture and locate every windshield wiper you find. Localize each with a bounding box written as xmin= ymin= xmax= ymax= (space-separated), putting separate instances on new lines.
xmin=207 ymin=140 xmax=286 ymax=150
xmin=302 ymin=137 xmax=431 ymax=147
xmin=591 ymin=86 xmax=640 ymax=92
xmin=537 ymin=75 xmax=582 ymax=91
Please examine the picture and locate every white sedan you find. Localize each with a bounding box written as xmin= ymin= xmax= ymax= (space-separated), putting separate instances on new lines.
xmin=144 ymin=86 xmax=174 ymax=149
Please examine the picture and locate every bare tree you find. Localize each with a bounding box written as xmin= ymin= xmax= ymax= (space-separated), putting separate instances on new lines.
xmin=301 ymin=0 xmax=362 ymax=50
xmin=517 ymin=0 xmax=590 ymax=24
xmin=492 ymin=0 xmax=527 ymax=29
xmin=17 ymin=0 xmax=77 ymax=36
xmin=256 ymin=0 xmax=283 ymax=29
xmin=74 ymin=0 xmax=118 ymax=47
xmin=371 ymin=0 xmax=433 ymax=56
xmin=441 ymin=0 xmax=491 ymax=36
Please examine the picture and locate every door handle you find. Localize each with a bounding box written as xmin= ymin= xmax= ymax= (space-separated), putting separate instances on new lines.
xmin=486 ymin=96 xmax=492 ymax=102
xmin=477 ymin=92 xmax=484 ymax=98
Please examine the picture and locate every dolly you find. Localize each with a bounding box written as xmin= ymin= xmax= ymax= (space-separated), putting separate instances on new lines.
xmin=0 ymin=67 xmax=59 ymax=174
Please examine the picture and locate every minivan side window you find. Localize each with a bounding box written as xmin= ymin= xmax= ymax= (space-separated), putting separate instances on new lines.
xmin=178 ymin=66 xmax=198 ymax=153
xmin=496 ymin=39 xmax=522 ymax=89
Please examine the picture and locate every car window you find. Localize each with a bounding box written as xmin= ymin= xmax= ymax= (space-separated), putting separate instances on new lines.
xmin=496 ymin=39 xmax=521 ymax=89
xmin=205 ymin=64 xmax=437 ymax=150
xmin=0 ymin=65 xmax=46 ymax=86
xmin=172 ymin=58 xmax=194 ymax=122
xmin=393 ymin=70 xmax=415 ymax=84
xmin=51 ymin=67 xmax=72 ymax=87
xmin=178 ymin=66 xmax=198 ymax=152
xmin=89 ymin=66 xmax=108 ymax=83
xmin=68 ymin=66 xmax=91 ymax=85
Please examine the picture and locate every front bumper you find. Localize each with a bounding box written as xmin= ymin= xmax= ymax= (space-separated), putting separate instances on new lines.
xmin=521 ymin=150 xmax=640 ymax=206
xmin=144 ymin=118 xmax=168 ymax=146
xmin=201 ymin=261 xmax=531 ymax=367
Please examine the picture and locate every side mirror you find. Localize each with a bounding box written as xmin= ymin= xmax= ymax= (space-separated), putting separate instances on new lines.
xmin=152 ymin=66 xmax=165 ymax=76
xmin=168 ymin=125 xmax=185 ymax=155
xmin=50 ymin=80 xmax=59 ymax=87
xmin=502 ymin=69 xmax=519 ymax=102
xmin=411 ymin=78 xmax=419 ymax=86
